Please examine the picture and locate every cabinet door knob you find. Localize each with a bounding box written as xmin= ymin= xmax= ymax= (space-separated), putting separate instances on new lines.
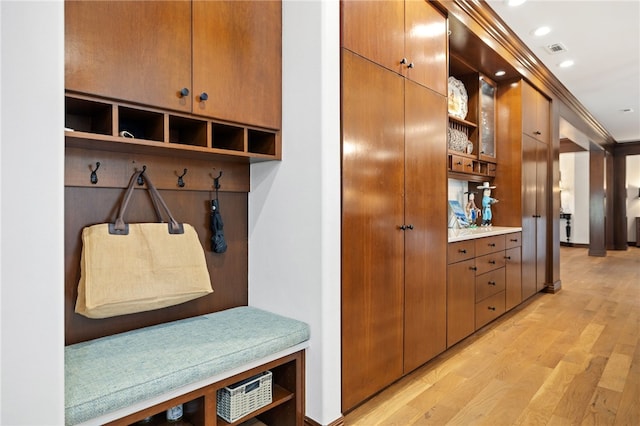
xmin=400 ymin=58 xmax=408 ymax=65
xmin=534 ymin=131 xmax=542 ymax=135
xmin=488 ymin=243 xmax=496 ymax=247
xmin=489 ymin=260 xmax=496 ymax=265
xmin=400 ymin=225 xmax=407 ymax=230
xmin=488 ymin=306 xmax=496 ymax=311
xmin=504 ymin=256 xmax=511 ymax=260
xmin=179 ymin=88 xmax=190 ymax=97
xmin=458 ymin=249 xmax=467 ymax=254
xmin=199 ymin=92 xmax=209 ymax=101
xmin=470 ymin=266 xmax=478 ymax=271
xmin=488 ymin=281 xmax=496 ymax=286
xmin=406 ymin=224 xmax=414 ymax=230
xmin=407 ymin=62 xmax=414 ymax=68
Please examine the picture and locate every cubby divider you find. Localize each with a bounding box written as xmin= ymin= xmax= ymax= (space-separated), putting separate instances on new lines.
xmin=64 ymin=93 xmax=280 ymax=161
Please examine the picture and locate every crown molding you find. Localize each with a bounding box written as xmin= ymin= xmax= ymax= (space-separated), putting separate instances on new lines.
xmin=439 ymin=0 xmax=616 ymax=146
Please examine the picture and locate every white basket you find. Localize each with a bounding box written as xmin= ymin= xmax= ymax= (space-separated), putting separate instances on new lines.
xmin=217 ymin=371 xmax=272 ymax=423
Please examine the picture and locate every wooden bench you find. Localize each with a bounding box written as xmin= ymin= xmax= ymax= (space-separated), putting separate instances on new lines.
xmin=65 ymin=306 xmax=309 ymax=425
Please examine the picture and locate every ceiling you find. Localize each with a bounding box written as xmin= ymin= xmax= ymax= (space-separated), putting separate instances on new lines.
xmin=485 ymin=0 xmax=640 ymax=144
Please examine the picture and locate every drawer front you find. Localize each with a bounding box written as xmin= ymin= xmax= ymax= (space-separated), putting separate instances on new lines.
xmin=448 ymin=240 xmax=475 ymax=264
xmin=451 ymin=155 xmax=465 ymax=172
xmin=475 ymin=234 xmax=506 ymax=256
xmin=505 ymin=232 xmax=522 ymax=249
xmin=476 ymin=268 xmax=506 ymax=302
xmin=475 ymin=251 xmax=506 ymax=275
xmin=475 ymin=291 xmax=506 ymax=329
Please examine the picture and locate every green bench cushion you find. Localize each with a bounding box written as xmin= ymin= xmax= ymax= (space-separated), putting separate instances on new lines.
xmin=65 ymin=306 xmax=310 ymax=425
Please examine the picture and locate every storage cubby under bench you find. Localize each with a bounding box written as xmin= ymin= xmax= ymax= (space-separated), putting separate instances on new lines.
xmin=65 ymin=306 xmax=310 ymax=426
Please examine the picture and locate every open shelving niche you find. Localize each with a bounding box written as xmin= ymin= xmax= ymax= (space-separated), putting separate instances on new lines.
xmin=65 ymin=92 xmax=280 ymax=162
xmin=102 ymin=350 xmax=304 ymax=426
xmin=447 ymin=54 xmax=497 ymax=183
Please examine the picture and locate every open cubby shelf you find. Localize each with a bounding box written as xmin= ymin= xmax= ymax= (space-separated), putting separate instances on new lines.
xmin=65 ymin=93 xmax=280 ymax=161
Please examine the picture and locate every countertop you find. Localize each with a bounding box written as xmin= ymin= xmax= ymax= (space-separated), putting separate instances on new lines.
xmin=448 ymin=226 xmax=522 ymax=243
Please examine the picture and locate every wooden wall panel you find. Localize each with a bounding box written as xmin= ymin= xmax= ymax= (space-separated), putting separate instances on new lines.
xmin=65 ymin=151 xmax=249 ymax=345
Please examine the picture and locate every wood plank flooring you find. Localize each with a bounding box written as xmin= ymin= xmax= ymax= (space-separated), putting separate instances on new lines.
xmin=343 ymin=247 xmax=640 ymax=425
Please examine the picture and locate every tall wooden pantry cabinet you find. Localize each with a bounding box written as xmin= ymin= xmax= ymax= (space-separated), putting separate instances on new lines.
xmin=341 ymin=0 xmax=448 ymax=412
xmin=495 ymin=80 xmax=550 ymax=300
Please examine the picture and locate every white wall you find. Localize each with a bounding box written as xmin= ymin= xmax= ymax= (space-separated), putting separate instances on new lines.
xmin=0 ymin=1 xmax=65 ymax=424
xmin=559 ymin=152 xmax=590 ymax=244
xmin=626 ymin=155 xmax=640 ymax=242
xmin=249 ymin=1 xmax=342 ymax=424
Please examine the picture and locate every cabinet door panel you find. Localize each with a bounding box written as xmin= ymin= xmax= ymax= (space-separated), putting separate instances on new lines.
xmin=404 ymin=0 xmax=448 ymax=95
xmin=65 ymin=1 xmax=192 ymax=112
xmin=447 ymin=259 xmax=476 ymax=347
xmin=521 ymin=134 xmax=537 ymax=299
xmin=341 ymin=51 xmax=405 ymax=412
xmin=536 ymin=142 xmax=548 ymax=291
xmin=193 ymin=1 xmax=281 ymax=129
xmin=505 ymin=247 xmax=522 ymax=310
xmin=403 ymin=80 xmax=447 ymax=372
xmin=341 ymin=0 xmax=405 ymax=74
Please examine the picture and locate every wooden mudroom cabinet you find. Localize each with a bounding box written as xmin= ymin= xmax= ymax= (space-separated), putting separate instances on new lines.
xmin=341 ymin=0 xmax=447 ymax=95
xmin=65 ymin=0 xmax=281 ymax=130
xmin=341 ymin=0 xmax=447 ymax=412
xmin=495 ymin=80 xmax=550 ymax=299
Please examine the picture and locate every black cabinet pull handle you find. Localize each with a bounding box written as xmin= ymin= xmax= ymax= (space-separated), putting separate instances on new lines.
xmin=488 ymin=306 xmax=496 ymax=311
xmin=489 ymin=260 xmax=496 ymax=264
xmin=504 ymin=256 xmax=511 ymax=260
xmin=456 ymin=161 xmax=463 ymax=165
xmin=199 ymin=92 xmax=209 ymax=101
xmin=534 ymin=131 xmax=542 ymax=135
xmin=488 ymin=243 xmax=496 ymax=247
xmin=407 ymin=62 xmax=414 ymax=68
xmin=179 ymin=88 xmax=190 ymax=97
xmin=488 ymin=281 xmax=496 ymax=285
xmin=407 ymin=224 xmax=414 ymax=230
xmin=470 ymin=266 xmax=478 ymax=271
xmin=399 ymin=225 xmax=407 ymax=230
xmin=400 ymin=58 xmax=407 ymax=65
xmin=459 ymin=249 xmax=467 ymax=254
xmin=510 ymin=238 xmax=518 ymax=242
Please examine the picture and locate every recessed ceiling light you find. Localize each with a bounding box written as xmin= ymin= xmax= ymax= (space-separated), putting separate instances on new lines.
xmin=495 ymin=70 xmax=506 ymax=77
xmin=559 ymin=60 xmax=574 ymax=68
xmin=506 ymin=0 xmax=526 ymax=6
xmin=532 ymin=26 xmax=551 ymax=37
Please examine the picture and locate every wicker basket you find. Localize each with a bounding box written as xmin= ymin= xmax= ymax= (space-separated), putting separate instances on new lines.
xmin=217 ymin=371 xmax=273 ymax=423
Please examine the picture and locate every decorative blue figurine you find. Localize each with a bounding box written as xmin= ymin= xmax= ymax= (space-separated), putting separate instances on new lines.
xmin=477 ymin=182 xmax=498 ymax=226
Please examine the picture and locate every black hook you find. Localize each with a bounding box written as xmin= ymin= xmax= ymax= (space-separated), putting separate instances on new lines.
xmin=90 ymin=162 xmax=100 ymax=185
xmin=137 ymin=165 xmax=147 ymax=186
xmin=177 ymin=168 xmax=188 ymax=188
xmin=213 ymin=171 xmax=223 ymax=190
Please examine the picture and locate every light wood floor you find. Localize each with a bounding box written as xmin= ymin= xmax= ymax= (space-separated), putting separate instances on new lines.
xmin=343 ymin=247 xmax=640 ymax=425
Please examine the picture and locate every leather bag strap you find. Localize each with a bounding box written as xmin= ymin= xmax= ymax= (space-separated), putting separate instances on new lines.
xmin=110 ymin=170 xmax=184 ymax=235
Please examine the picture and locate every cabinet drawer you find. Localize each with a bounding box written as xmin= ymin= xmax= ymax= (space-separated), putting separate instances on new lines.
xmin=450 ymin=155 xmax=473 ymax=173
xmin=476 ymin=268 xmax=505 ymax=302
xmin=505 ymin=232 xmax=522 ymax=249
xmin=475 ymin=251 xmax=506 ymax=275
xmin=475 ymin=235 xmax=506 ymax=256
xmin=475 ymin=291 xmax=505 ymax=329
xmin=448 ymin=240 xmax=475 ymax=264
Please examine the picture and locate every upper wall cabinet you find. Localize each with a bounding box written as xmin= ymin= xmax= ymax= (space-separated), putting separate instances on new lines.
xmin=65 ymin=1 xmax=192 ymax=113
xmin=521 ymin=82 xmax=550 ymax=144
xmin=341 ymin=0 xmax=447 ymax=95
xmin=65 ymin=1 xmax=281 ymax=130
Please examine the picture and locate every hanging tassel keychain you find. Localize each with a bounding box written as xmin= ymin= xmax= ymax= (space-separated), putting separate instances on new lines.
xmin=210 ymin=173 xmax=228 ymax=253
